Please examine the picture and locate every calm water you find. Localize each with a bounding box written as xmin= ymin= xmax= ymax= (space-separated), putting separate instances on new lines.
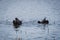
xmin=0 ymin=21 xmax=60 ymax=40
xmin=0 ymin=0 xmax=60 ymax=40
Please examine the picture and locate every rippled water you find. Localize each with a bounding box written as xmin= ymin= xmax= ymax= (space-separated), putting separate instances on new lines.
xmin=0 ymin=21 xmax=60 ymax=40
xmin=0 ymin=0 xmax=60 ymax=40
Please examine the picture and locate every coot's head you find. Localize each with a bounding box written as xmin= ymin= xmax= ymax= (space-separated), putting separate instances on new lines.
xmin=38 ymin=21 xmax=41 ymax=23
xmin=15 ymin=18 xmax=18 ymax=20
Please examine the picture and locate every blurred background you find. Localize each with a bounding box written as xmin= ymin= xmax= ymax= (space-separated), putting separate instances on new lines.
xmin=0 ymin=0 xmax=60 ymax=40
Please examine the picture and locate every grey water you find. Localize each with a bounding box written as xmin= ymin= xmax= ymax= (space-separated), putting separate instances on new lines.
xmin=0 ymin=0 xmax=60 ymax=40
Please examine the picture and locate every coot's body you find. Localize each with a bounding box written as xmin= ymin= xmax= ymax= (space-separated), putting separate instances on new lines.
xmin=38 ymin=17 xmax=49 ymax=24
xmin=38 ymin=20 xmax=49 ymax=24
xmin=13 ymin=18 xmax=22 ymax=28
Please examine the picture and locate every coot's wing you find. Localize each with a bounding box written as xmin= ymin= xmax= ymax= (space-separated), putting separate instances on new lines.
xmin=18 ymin=20 xmax=22 ymax=25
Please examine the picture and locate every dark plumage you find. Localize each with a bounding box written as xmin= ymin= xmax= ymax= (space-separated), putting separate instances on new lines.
xmin=13 ymin=18 xmax=22 ymax=28
xmin=38 ymin=20 xmax=49 ymax=24
xmin=38 ymin=18 xmax=49 ymax=24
